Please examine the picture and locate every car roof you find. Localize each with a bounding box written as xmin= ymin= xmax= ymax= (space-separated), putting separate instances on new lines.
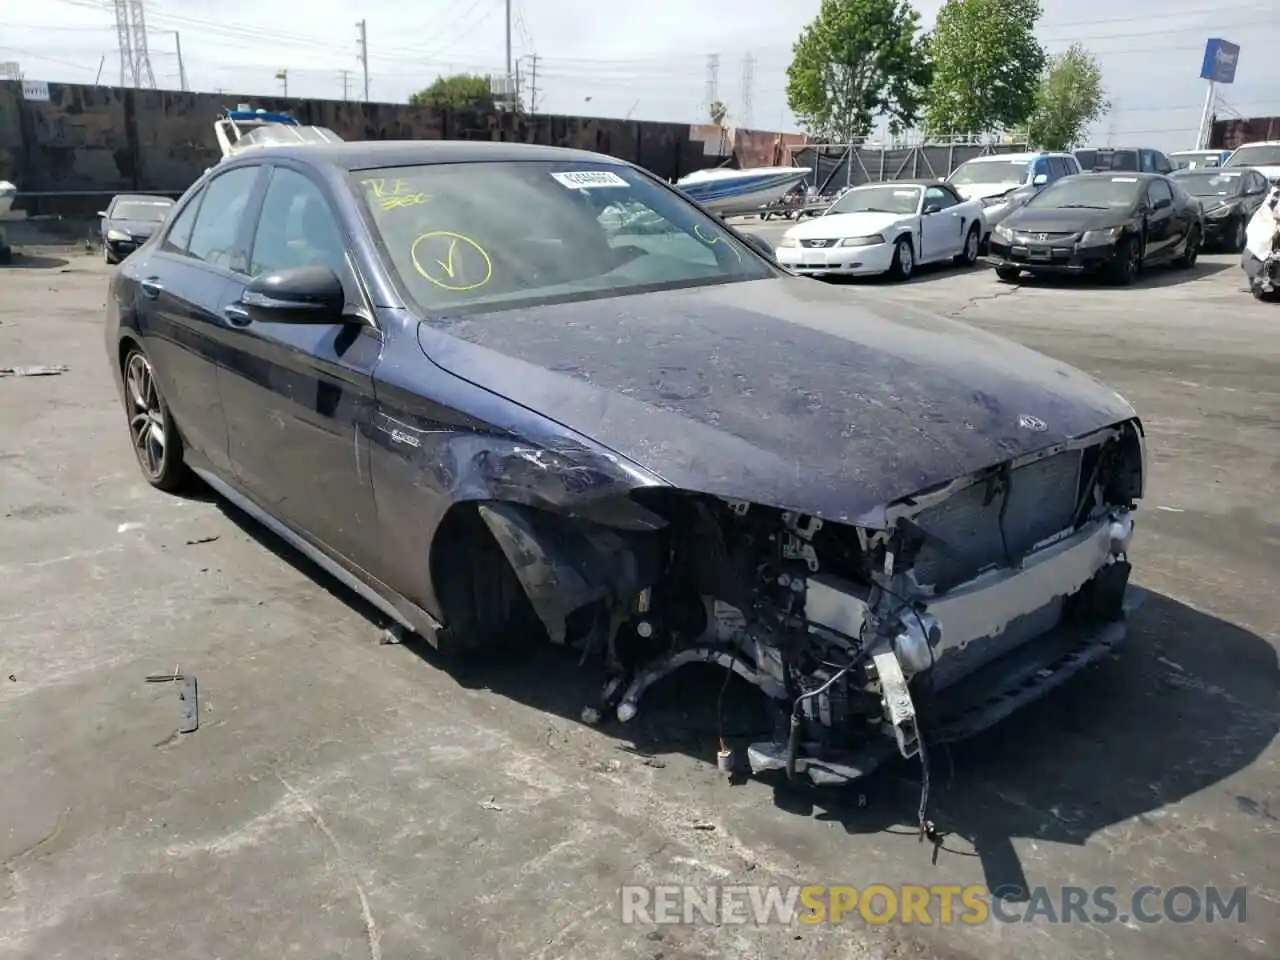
xmin=866 ymin=178 xmax=948 ymax=188
xmin=218 ymin=139 xmax=627 ymax=172
xmin=1066 ymin=171 xmax=1161 ymax=181
xmin=961 ymin=151 xmax=1066 ymax=163
xmin=1231 ymin=140 xmax=1280 ymax=147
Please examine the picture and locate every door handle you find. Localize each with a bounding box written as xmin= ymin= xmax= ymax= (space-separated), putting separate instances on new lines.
xmin=223 ymin=303 xmax=252 ymax=327
xmin=139 ymin=277 xmax=163 ymax=299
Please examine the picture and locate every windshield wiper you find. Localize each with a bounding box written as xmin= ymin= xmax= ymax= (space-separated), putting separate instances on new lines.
xmin=1056 ymin=203 xmax=1109 ymax=209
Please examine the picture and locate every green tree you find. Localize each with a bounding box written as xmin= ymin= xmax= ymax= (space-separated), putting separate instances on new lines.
xmin=410 ymin=73 xmax=495 ymax=111
xmin=786 ymin=0 xmax=932 ymax=142
xmin=1025 ymin=44 xmax=1109 ymax=150
xmin=924 ymin=0 xmax=1046 ymax=138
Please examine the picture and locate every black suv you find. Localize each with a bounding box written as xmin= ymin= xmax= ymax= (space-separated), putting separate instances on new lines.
xmin=1074 ymin=147 xmax=1175 ymax=175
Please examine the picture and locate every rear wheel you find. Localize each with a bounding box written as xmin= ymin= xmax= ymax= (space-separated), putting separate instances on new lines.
xmin=995 ymin=265 xmax=1021 ymax=283
xmin=887 ymin=236 xmax=914 ymax=281
xmin=954 ymin=225 xmax=981 ymax=266
xmin=122 ymin=346 xmax=189 ymax=492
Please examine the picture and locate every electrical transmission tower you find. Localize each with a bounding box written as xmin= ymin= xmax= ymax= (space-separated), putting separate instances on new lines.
xmin=112 ymin=0 xmax=134 ymax=87
xmin=704 ymin=53 xmax=720 ymax=120
xmin=739 ymin=53 xmax=755 ymax=129
xmin=113 ymin=0 xmax=156 ymax=88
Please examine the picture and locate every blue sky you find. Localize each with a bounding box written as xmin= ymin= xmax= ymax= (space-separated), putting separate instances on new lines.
xmin=4 ymin=0 xmax=1278 ymax=151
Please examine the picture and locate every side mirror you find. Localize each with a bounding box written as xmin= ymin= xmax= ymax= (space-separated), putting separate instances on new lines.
xmin=1032 ymin=173 xmax=1048 ymax=186
xmin=739 ymin=232 xmax=774 ymax=259
xmin=242 ymin=266 xmax=346 ymax=323
xmin=922 ymin=203 xmax=942 ymax=215
xmin=97 ymin=210 xmax=108 ymax=218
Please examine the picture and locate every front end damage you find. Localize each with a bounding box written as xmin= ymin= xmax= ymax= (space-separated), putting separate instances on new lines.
xmin=476 ymin=419 xmax=1146 ymax=796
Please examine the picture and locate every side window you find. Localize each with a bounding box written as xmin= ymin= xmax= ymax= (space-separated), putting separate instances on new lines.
xmin=1139 ymin=150 xmax=1157 ymax=173
xmin=187 ymin=166 xmax=260 ymax=271
xmin=1147 ymin=179 xmax=1173 ymax=208
xmin=1154 ymin=152 xmax=1173 ymax=174
xmin=161 ymin=189 xmax=203 ymax=255
xmin=249 ymin=167 xmax=349 ymax=278
xmin=1047 ymin=157 xmax=1066 ymax=179
xmin=1031 ymin=157 xmax=1049 ymax=181
xmin=1250 ymin=172 xmax=1268 ymax=194
xmin=924 ymin=186 xmax=958 ymax=211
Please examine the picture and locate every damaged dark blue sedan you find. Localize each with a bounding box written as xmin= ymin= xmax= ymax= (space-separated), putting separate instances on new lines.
xmin=105 ymin=140 xmax=1146 ymax=790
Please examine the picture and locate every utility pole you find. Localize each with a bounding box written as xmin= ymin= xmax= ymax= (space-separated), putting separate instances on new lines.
xmin=275 ymin=68 xmax=288 ymax=97
xmin=739 ymin=52 xmax=755 ymax=129
xmin=356 ymin=19 xmax=369 ymax=102
xmin=112 ymin=0 xmax=134 ymax=86
xmin=340 ymin=69 xmax=351 ymax=101
xmin=528 ymin=53 xmax=539 ymax=113
xmin=173 ymin=31 xmax=187 ymax=91
xmin=127 ymin=0 xmax=156 ymax=88
xmin=504 ymin=0 xmax=512 ymax=87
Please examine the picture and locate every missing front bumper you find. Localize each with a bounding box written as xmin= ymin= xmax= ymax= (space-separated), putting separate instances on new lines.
xmin=748 ymin=578 xmax=1143 ymax=786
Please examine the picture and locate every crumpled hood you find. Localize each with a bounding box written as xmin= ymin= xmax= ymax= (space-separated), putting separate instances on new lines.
xmin=105 ymin=218 xmax=162 ymax=238
xmin=952 ymin=181 xmax=1020 ymax=201
xmin=416 ymin=277 xmax=1135 ymax=525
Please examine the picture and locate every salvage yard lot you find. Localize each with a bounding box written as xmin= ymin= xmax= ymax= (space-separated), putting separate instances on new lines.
xmin=2 ymin=245 xmax=1277 ymax=960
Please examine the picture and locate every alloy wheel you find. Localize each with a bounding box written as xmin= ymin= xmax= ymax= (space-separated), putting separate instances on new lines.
xmin=898 ymin=242 xmax=913 ymax=278
xmin=125 ymin=352 xmax=167 ymax=479
xmin=965 ymin=229 xmax=978 ymax=262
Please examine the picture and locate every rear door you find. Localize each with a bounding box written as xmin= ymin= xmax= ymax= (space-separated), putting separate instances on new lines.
xmin=131 ymin=165 xmax=264 ymax=476
xmin=217 ymin=162 xmax=382 ymax=565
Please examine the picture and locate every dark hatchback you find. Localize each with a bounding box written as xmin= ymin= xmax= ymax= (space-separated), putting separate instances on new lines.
xmin=99 ymin=194 xmax=175 ymax=263
xmin=1171 ymin=167 xmax=1272 ymax=251
xmin=987 ymin=172 xmax=1203 ymax=284
xmin=103 ymin=140 xmax=1147 ymax=790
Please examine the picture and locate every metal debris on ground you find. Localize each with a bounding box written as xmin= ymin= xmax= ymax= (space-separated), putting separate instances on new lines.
xmin=689 ymin=822 xmax=716 ymax=831
xmin=184 ymin=535 xmax=220 ymax=545
xmin=0 ymin=364 xmax=69 ymax=377
xmin=145 ymin=665 xmax=199 ymax=734
xmin=480 ymin=796 xmax=503 ymax=811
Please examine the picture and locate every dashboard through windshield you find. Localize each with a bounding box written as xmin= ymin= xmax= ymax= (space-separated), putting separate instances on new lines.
xmin=351 ymin=161 xmax=772 ymax=315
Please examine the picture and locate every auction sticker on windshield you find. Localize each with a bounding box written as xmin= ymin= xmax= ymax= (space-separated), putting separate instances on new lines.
xmin=1111 ymin=177 xmax=1138 ymax=182
xmin=551 ymin=171 xmax=629 ymax=189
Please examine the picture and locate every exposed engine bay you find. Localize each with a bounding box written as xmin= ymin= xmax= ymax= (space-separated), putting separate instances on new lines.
xmin=473 ymin=418 xmax=1146 ymax=824
xmin=1243 ymin=183 xmax=1280 ymax=301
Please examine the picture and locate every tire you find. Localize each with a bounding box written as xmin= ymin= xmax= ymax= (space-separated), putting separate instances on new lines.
xmin=104 ymin=247 xmax=118 ymax=265
xmin=954 ymin=225 xmax=981 ymax=266
xmin=1107 ymin=236 xmax=1140 ymax=285
xmin=121 ymin=345 xmax=190 ymax=492
xmin=1231 ymin=216 xmax=1247 ymax=253
xmin=887 ymin=236 xmax=914 ymax=281
xmin=1174 ymin=226 xmax=1201 ymax=268
xmin=995 ymin=265 xmax=1021 ymax=283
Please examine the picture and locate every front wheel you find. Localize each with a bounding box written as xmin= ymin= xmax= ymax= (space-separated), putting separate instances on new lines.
xmin=887 ymin=236 xmax=914 ymax=281
xmin=1107 ymin=237 xmax=1140 ymax=285
xmin=122 ymin=346 xmax=189 ymax=492
xmin=954 ymin=225 xmax=981 ymax=266
xmin=1174 ymin=226 xmax=1201 ymax=268
xmin=1231 ymin=216 xmax=1247 ymax=253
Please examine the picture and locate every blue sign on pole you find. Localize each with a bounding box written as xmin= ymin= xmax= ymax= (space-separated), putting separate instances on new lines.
xmin=1200 ymin=39 xmax=1240 ymax=84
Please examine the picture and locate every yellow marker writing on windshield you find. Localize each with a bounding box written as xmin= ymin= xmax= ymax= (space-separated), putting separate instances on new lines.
xmin=693 ymin=223 xmax=742 ymax=261
xmin=411 ymin=231 xmax=493 ymax=292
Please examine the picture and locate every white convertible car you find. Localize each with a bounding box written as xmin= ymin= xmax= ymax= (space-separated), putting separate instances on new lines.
xmin=773 ymin=179 xmax=986 ymax=281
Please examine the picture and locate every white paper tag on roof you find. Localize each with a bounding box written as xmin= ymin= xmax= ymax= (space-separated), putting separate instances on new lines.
xmin=551 ymin=170 xmax=629 ymax=189
xmin=1111 ymin=177 xmax=1138 ymax=182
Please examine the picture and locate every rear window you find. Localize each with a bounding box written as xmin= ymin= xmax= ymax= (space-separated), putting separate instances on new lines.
xmin=1090 ymin=150 xmax=1139 ymax=172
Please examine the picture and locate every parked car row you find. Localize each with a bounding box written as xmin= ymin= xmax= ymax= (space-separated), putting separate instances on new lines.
xmin=769 ymin=147 xmax=1275 ymax=287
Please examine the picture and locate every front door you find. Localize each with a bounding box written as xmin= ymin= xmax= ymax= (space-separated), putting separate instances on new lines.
xmin=920 ymin=186 xmax=961 ymax=260
xmin=1143 ymin=179 xmax=1176 ymax=260
xmin=217 ymin=163 xmax=381 ymax=566
xmin=132 ymin=167 xmax=263 ymax=476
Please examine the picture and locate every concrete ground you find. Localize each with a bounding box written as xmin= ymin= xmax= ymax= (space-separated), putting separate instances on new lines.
xmin=1 ymin=234 xmax=1277 ymax=960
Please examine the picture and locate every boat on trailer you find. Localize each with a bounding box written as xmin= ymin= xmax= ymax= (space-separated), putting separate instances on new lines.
xmin=675 ymin=165 xmax=812 ymax=217
xmin=214 ymin=105 xmax=344 ymax=160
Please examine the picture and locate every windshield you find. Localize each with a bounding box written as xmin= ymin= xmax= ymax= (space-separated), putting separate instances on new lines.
xmin=826 ymin=185 xmax=921 ymax=215
xmin=1172 ymin=152 xmax=1222 ymax=170
xmin=1225 ymin=144 xmax=1280 ymax=167
xmin=353 ymin=161 xmax=771 ymax=315
xmin=110 ymin=199 xmax=173 ymax=221
xmin=1025 ymin=176 xmax=1141 ymax=210
xmin=948 ymin=159 xmax=1029 ymax=185
xmin=1174 ymin=171 xmax=1244 ymax=197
